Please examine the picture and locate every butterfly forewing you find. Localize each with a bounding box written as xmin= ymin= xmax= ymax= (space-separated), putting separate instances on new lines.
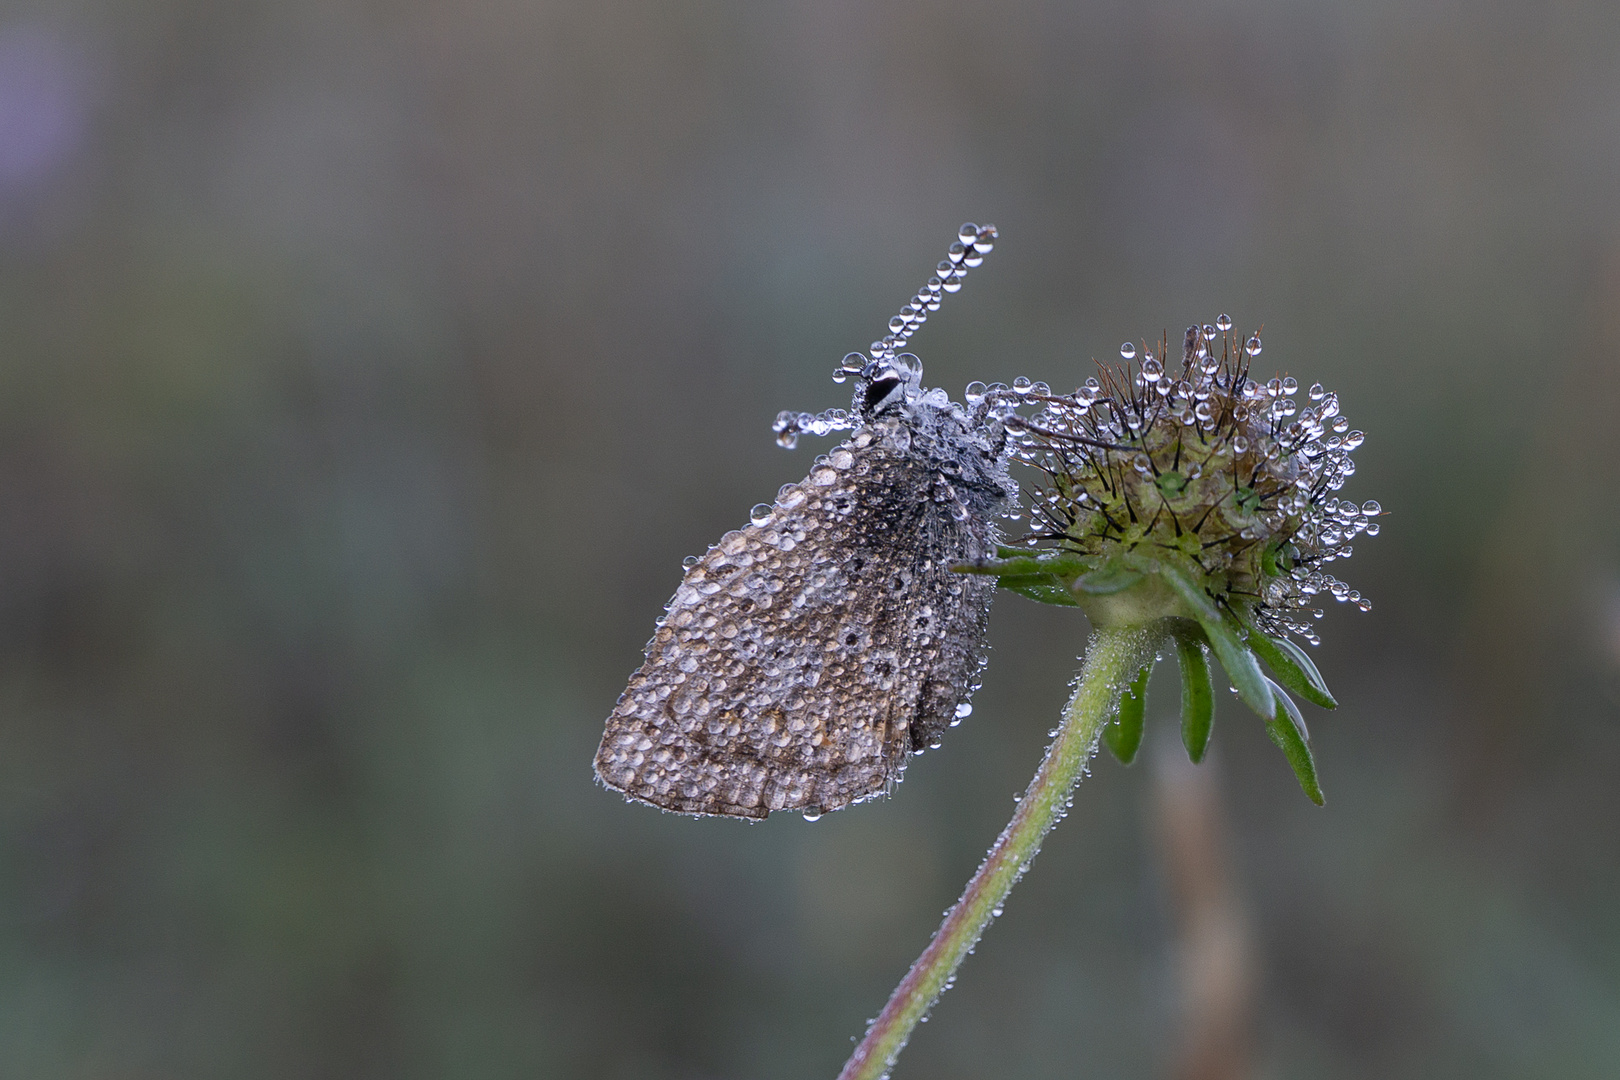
xmin=595 ymin=420 xmax=1001 ymax=819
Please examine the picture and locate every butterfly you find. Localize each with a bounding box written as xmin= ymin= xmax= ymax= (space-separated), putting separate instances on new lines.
xmin=594 ymin=225 xmax=1015 ymax=819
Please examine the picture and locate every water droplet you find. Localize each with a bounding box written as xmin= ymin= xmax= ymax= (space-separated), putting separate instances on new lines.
xmin=1246 ymin=335 xmax=1263 ymax=357
xmin=1141 ymin=357 xmax=1163 ymax=381
xmin=1013 ymin=376 xmax=1033 ymax=394
xmin=1281 ymin=376 xmax=1297 ymax=394
xmin=991 ymin=905 xmax=1004 ymax=917
xmin=1203 ymin=324 xmax=1218 ymax=341
xmin=964 ymin=380 xmax=987 ymax=402
xmin=802 ymin=810 xmax=822 ymax=822
xmin=750 ymin=504 xmax=774 ymax=525
xmin=958 ymin=222 xmax=980 ymax=246
xmin=682 ymin=555 xmax=699 ymax=569
xmin=1216 ymin=314 xmax=1233 ymax=332
xmin=955 ymin=702 xmax=973 ymax=719
xmin=1361 ymin=500 xmax=1381 ymax=515
xmin=1120 ymin=342 xmax=1137 ymax=360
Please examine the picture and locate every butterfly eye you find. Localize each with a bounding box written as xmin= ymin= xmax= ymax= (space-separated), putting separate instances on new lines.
xmin=863 ymin=374 xmax=903 ymax=414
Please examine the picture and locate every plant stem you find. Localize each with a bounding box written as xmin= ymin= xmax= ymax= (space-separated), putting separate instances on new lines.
xmin=836 ymin=625 xmax=1149 ymax=1080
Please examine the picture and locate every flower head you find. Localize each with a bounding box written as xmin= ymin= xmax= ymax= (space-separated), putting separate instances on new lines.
xmin=963 ymin=319 xmax=1381 ymax=802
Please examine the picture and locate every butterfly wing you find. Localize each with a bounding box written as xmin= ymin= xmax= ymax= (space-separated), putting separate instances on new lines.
xmin=595 ymin=428 xmax=999 ymax=818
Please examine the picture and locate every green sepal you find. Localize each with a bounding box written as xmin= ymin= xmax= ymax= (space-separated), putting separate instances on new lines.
xmin=951 ymin=552 xmax=1092 ymax=608
xmin=1103 ymin=661 xmax=1152 ymax=765
xmin=1244 ymin=628 xmax=1337 ymax=709
xmin=953 ymin=552 xmax=1091 ymax=578
xmin=1148 ymin=556 xmax=1274 ymax=719
xmin=1263 ymin=678 xmax=1324 ymax=805
xmin=1073 ymin=559 xmax=1145 ymax=596
xmin=998 ymin=577 xmax=1082 ymax=607
xmin=1175 ymin=634 xmax=1214 ymax=764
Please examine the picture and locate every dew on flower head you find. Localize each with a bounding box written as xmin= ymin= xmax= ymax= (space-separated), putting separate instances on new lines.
xmin=1004 ymin=307 xmax=1378 ymax=646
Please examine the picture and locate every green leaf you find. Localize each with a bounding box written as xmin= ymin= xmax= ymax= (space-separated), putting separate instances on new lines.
xmin=1103 ymin=661 xmax=1152 ymax=765
xmin=1176 ymin=635 xmax=1214 ymax=763
xmin=1150 ymin=557 xmax=1274 ymax=719
xmin=1263 ymin=678 xmax=1324 ymax=805
xmin=1245 ymin=630 xmax=1337 ymax=709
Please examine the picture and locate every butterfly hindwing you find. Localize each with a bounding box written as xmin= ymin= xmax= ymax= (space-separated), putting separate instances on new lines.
xmin=595 ymin=421 xmax=1001 ymax=818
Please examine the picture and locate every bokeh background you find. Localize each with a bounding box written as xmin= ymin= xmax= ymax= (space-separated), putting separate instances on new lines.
xmin=3 ymin=1 xmax=1619 ymax=1077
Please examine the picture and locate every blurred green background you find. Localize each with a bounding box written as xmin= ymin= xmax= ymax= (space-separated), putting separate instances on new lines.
xmin=2 ymin=1 xmax=1619 ymax=1077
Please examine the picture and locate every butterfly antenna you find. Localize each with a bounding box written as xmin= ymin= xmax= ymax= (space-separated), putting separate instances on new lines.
xmin=833 ymin=223 xmax=999 ymax=384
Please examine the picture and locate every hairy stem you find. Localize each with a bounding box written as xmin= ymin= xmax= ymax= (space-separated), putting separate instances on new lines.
xmin=837 ymin=625 xmax=1151 ymax=1080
